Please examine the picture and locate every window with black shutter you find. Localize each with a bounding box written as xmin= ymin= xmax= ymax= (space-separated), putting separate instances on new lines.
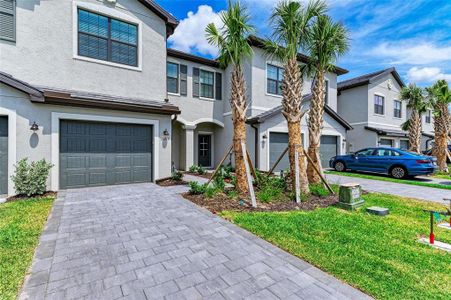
xmin=374 ymin=95 xmax=384 ymax=115
xmin=78 ymin=9 xmax=138 ymax=67
xmin=0 ymin=0 xmax=15 ymax=42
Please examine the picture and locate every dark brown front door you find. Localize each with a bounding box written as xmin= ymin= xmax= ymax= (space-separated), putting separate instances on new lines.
xmin=198 ymin=135 xmax=211 ymax=167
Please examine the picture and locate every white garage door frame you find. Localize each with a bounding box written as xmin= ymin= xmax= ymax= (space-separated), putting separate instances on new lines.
xmin=51 ymin=112 xmax=160 ymax=191
xmin=0 ymin=108 xmax=17 ymax=196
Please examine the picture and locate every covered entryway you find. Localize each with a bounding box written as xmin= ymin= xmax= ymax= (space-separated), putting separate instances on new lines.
xmin=0 ymin=116 xmax=7 ymax=195
xmin=320 ymin=135 xmax=338 ymax=168
xmin=59 ymin=120 xmax=153 ymax=189
xmin=269 ymin=132 xmax=290 ymax=172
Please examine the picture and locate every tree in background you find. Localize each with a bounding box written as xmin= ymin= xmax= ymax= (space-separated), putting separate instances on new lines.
xmin=401 ymin=84 xmax=427 ymax=154
xmin=304 ymin=14 xmax=349 ymax=184
xmin=427 ymin=79 xmax=450 ymax=172
xmin=264 ymin=0 xmax=326 ymax=194
xmin=206 ymin=1 xmax=254 ymax=195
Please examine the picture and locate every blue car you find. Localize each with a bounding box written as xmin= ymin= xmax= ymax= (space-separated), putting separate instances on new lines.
xmin=329 ymin=147 xmax=437 ymax=179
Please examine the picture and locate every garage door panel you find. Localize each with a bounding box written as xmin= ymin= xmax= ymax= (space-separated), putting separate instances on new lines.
xmin=320 ymin=135 xmax=338 ymax=168
xmin=60 ymin=120 xmax=152 ymax=189
xmin=0 ymin=117 xmax=8 ymax=195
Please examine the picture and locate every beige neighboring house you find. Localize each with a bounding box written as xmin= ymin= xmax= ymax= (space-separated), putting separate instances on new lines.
xmin=0 ymin=0 xmax=352 ymax=197
xmin=337 ymin=67 xmax=434 ymax=153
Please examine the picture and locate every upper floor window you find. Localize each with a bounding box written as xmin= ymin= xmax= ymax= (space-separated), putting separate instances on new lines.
xmin=167 ymin=62 xmax=179 ymax=94
xmin=78 ymin=9 xmax=138 ymax=67
xmin=267 ymin=64 xmax=283 ymax=96
xmin=324 ymin=80 xmax=329 ymax=105
xmin=374 ymin=94 xmax=384 ymax=115
xmin=200 ymin=70 xmax=215 ymax=99
xmin=0 ymin=0 xmax=16 ymax=42
xmin=425 ymin=110 xmax=431 ymax=123
xmin=393 ymin=100 xmax=402 ymax=118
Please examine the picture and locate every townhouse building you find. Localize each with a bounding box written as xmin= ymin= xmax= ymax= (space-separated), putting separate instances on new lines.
xmin=0 ymin=0 xmax=351 ymax=196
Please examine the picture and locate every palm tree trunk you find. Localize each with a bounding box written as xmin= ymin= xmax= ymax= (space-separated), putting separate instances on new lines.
xmin=408 ymin=110 xmax=422 ymax=153
xmin=230 ymin=65 xmax=249 ymax=195
xmin=282 ymin=58 xmax=309 ymax=194
xmin=307 ymin=71 xmax=326 ymax=184
xmin=433 ymin=104 xmax=450 ymax=172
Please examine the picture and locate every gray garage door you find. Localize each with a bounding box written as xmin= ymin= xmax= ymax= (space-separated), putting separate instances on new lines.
xmin=60 ymin=120 xmax=153 ymax=189
xmin=0 ymin=117 xmax=7 ymax=195
xmin=320 ymin=135 xmax=338 ymax=168
xmin=269 ymin=133 xmax=290 ymax=173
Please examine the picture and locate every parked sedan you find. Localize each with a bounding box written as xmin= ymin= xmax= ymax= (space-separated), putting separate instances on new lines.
xmin=329 ymin=147 xmax=437 ymax=179
xmin=422 ymin=145 xmax=451 ymax=163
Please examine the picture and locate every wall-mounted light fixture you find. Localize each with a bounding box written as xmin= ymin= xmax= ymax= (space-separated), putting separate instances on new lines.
xmin=262 ymin=134 xmax=267 ymax=140
xmin=30 ymin=121 xmax=39 ymax=132
xmin=162 ymin=129 xmax=170 ymax=141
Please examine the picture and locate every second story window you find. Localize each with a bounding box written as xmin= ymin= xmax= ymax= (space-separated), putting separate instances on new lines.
xmin=267 ymin=64 xmax=283 ymax=96
xmin=0 ymin=0 xmax=15 ymax=42
xmin=200 ymin=70 xmax=214 ymax=99
xmin=78 ymin=9 xmax=138 ymax=67
xmin=425 ymin=110 xmax=431 ymax=123
xmin=374 ymin=94 xmax=384 ymax=115
xmin=167 ymin=62 xmax=179 ymax=94
xmin=393 ymin=100 xmax=402 ymax=118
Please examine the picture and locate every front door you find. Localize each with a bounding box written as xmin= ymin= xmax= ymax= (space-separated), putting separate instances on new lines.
xmin=198 ymin=135 xmax=211 ymax=167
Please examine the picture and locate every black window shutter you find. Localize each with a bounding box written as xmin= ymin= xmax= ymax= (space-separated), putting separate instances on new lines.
xmin=193 ymin=67 xmax=200 ymax=98
xmin=215 ymin=72 xmax=222 ymax=100
xmin=0 ymin=0 xmax=16 ymax=42
xmin=180 ymin=64 xmax=188 ymax=96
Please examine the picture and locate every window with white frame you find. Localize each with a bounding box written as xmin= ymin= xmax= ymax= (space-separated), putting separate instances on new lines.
xmin=166 ymin=62 xmax=179 ymax=94
xmin=393 ymin=100 xmax=402 ymax=118
xmin=374 ymin=95 xmax=384 ymax=115
xmin=267 ymin=64 xmax=283 ymax=96
xmin=200 ymin=70 xmax=214 ymax=99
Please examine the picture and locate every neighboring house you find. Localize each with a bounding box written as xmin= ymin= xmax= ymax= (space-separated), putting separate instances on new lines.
xmin=337 ymin=67 xmax=433 ymax=152
xmin=0 ymin=0 xmax=180 ymax=196
xmin=0 ymin=0 xmax=351 ymax=197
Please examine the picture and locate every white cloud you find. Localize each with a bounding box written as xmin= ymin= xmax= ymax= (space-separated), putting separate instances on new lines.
xmin=407 ymin=67 xmax=451 ymax=83
xmin=168 ymin=5 xmax=223 ymax=57
xmin=370 ymin=42 xmax=451 ymax=65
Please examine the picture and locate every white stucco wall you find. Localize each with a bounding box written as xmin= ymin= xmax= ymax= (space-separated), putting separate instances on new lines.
xmin=0 ymin=0 xmax=168 ymax=101
xmin=1 ymin=84 xmax=172 ymax=195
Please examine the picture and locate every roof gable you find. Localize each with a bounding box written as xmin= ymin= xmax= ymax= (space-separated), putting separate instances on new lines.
xmin=338 ymin=67 xmax=404 ymax=92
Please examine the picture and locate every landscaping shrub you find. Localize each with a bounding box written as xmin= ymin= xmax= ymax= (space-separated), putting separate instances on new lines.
xmin=171 ymin=171 xmax=184 ymax=181
xmin=256 ymin=174 xmax=286 ymax=203
xmin=189 ymin=165 xmax=198 ymax=173
xmin=309 ymin=183 xmax=330 ymax=198
xmin=188 ymin=181 xmax=207 ymax=195
xmin=204 ymin=186 xmax=220 ymax=198
xmin=188 ymin=165 xmax=206 ymax=175
xmin=213 ymin=172 xmax=226 ymax=191
xmin=11 ymin=158 xmax=53 ymax=197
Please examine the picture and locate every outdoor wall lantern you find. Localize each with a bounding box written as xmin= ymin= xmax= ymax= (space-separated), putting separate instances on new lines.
xmin=163 ymin=129 xmax=170 ymax=140
xmin=30 ymin=121 xmax=39 ymax=132
xmin=262 ymin=134 xmax=267 ymax=140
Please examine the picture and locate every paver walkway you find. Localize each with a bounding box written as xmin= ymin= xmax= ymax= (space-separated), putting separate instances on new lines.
xmin=20 ymin=183 xmax=370 ymax=300
xmin=326 ymin=173 xmax=450 ymax=203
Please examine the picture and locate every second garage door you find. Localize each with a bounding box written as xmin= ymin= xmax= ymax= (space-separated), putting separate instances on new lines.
xmin=320 ymin=135 xmax=338 ymax=168
xmin=60 ymin=120 xmax=153 ymax=189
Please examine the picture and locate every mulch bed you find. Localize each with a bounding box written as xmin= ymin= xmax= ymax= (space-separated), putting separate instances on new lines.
xmin=182 ymin=192 xmax=338 ymax=213
xmin=6 ymin=191 xmax=57 ymax=202
xmin=184 ymin=172 xmax=212 ymax=179
xmin=156 ymin=179 xmax=188 ymax=187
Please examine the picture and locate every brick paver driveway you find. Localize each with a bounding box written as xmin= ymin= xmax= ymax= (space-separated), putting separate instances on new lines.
xmin=20 ymin=183 xmax=371 ymax=300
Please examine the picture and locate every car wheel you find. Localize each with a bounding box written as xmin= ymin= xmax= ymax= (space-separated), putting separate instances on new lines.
xmin=334 ymin=161 xmax=346 ymax=172
xmin=391 ymin=166 xmax=406 ymax=179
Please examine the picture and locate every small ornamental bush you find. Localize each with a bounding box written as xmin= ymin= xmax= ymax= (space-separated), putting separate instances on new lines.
xmin=189 ymin=165 xmax=198 ymax=173
xmin=188 ymin=165 xmax=206 ymax=175
xmin=171 ymin=171 xmax=184 ymax=181
xmin=11 ymin=158 xmax=53 ymax=197
xmin=188 ymin=181 xmax=207 ymax=195
xmin=309 ymin=183 xmax=331 ymax=198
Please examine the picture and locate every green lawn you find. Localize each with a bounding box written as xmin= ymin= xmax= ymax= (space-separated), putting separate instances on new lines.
xmin=325 ymin=170 xmax=451 ymax=190
xmin=0 ymin=197 xmax=54 ymax=300
xmin=223 ymin=193 xmax=451 ymax=300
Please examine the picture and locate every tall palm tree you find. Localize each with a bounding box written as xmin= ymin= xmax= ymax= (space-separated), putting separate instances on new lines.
xmin=304 ymin=14 xmax=349 ymax=184
xmin=264 ymin=0 xmax=326 ymax=194
xmin=426 ymin=79 xmax=450 ymax=172
xmin=206 ymin=1 xmax=254 ymax=195
xmin=401 ymin=84 xmax=427 ymax=154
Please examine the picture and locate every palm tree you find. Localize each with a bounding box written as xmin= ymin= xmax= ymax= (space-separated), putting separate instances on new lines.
xmin=304 ymin=14 xmax=349 ymax=184
xmin=401 ymin=84 xmax=427 ymax=154
xmin=264 ymin=0 xmax=326 ymax=194
xmin=206 ymin=1 xmax=254 ymax=195
xmin=426 ymin=80 xmax=450 ymax=172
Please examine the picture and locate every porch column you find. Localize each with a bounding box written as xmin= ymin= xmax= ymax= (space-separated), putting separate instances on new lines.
xmin=184 ymin=125 xmax=196 ymax=170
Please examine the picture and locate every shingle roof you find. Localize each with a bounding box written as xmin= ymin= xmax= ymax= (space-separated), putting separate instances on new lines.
xmin=338 ymin=67 xmax=405 ymax=92
xmin=0 ymin=71 xmax=44 ymax=101
xmin=246 ymin=94 xmax=353 ymax=130
xmin=247 ymin=35 xmax=349 ymax=76
xmin=167 ymin=48 xmax=220 ymax=68
xmin=364 ymin=126 xmax=434 ymax=138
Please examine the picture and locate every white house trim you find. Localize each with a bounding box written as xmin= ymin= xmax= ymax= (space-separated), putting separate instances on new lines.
xmin=72 ymin=1 xmax=143 ymax=71
xmin=51 ymin=112 xmax=160 ymax=191
xmin=0 ymin=107 xmax=17 ymax=196
xmin=177 ymin=117 xmax=224 ymax=128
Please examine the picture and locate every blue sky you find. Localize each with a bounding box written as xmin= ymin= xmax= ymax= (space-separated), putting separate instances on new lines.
xmin=157 ymin=0 xmax=451 ymax=86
